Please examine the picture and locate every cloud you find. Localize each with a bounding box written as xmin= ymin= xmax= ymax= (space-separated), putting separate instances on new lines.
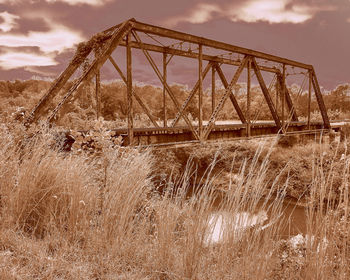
xmin=232 ymin=0 xmax=313 ymax=24
xmin=165 ymin=4 xmax=220 ymax=27
xmin=46 ymin=0 xmax=111 ymax=5
xmin=0 ymin=51 xmax=57 ymax=69
xmin=0 ymin=20 xmax=84 ymax=53
xmin=0 ymin=0 xmax=111 ymax=5
xmin=0 ymin=11 xmax=19 ymax=32
xmin=0 ymin=0 xmax=22 ymax=3
xmin=165 ymin=0 xmax=337 ymax=26
xmin=0 ymin=13 xmax=84 ymax=70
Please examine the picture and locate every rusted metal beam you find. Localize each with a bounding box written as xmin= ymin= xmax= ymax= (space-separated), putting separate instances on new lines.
xmin=101 ymin=21 xmax=127 ymax=35
xmin=25 ymin=49 xmax=93 ymax=125
xmin=46 ymin=20 xmax=133 ymax=123
xmin=284 ymin=87 xmax=299 ymax=122
xmin=282 ymin=65 xmax=286 ymax=128
xmin=119 ymin=40 xmax=279 ymax=73
xmin=131 ymin=30 xmax=200 ymax=140
xmin=275 ymin=80 xmax=279 ymax=116
xmin=308 ymin=70 xmax=312 ymax=129
xmin=203 ymin=56 xmax=248 ymax=140
xmin=108 ymin=56 xmax=160 ymax=128
xmin=311 ymin=68 xmax=331 ymax=129
xmin=198 ymin=44 xmax=203 ymax=139
xmin=163 ymin=53 xmax=167 ymax=128
xmin=170 ymin=62 xmax=212 ymax=127
xmin=247 ymin=59 xmax=251 ymax=137
xmin=127 ymin=33 xmax=134 ymax=145
xmin=212 ymin=65 xmax=215 ymax=114
xmin=251 ymin=57 xmax=281 ymax=128
xmin=95 ymin=70 xmax=101 ymax=120
xmin=214 ymin=63 xmax=247 ymax=124
xmin=131 ymin=19 xmax=313 ymax=70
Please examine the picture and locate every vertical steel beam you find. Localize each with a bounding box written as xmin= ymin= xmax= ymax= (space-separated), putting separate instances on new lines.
xmin=126 ymin=32 xmax=134 ymax=145
xmin=198 ymin=44 xmax=203 ymax=139
xmin=95 ymin=70 xmax=101 ymax=120
xmin=211 ymin=64 xmax=215 ymax=114
xmin=163 ymin=53 xmax=167 ymax=128
xmin=308 ymin=70 xmax=312 ymax=130
xmin=247 ymin=58 xmax=251 ymax=137
xmin=282 ymin=64 xmax=286 ymax=129
xmin=275 ymin=81 xmax=279 ymax=116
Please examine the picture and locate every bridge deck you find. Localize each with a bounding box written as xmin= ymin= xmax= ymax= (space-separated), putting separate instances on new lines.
xmin=103 ymin=121 xmax=341 ymax=146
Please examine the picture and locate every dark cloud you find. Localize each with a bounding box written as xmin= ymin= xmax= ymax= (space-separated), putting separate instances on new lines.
xmin=14 ymin=17 xmax=51 ymax=34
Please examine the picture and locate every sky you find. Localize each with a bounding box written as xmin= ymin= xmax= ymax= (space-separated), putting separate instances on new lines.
xmin=0 ymin=0 xmax=349 ymax=89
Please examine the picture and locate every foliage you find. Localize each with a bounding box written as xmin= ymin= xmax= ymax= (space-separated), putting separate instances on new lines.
xmin=1 ymin=80 xmax=350 ymax=130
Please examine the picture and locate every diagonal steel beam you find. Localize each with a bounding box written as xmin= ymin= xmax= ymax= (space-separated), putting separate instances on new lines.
xmin=95 ymin=70 xmax=101 ymax=119
xmin=108 ymin=56 xmax=160 ymax=128
xmin=214 ymin=63 xmax=247 ymax=124
xmin=251 ymin=57 xmax=281 ymax=128
xmin=311 ymin=69 xmax=331 ymax=129
xmin=26 ymin=46 xmax=93 ymax=125
xmin=131 ymin=30 xmax=200 ymax=140
xmin=46 ymin=20 xmax=134 ymax=123
xmin=170 ymin=61 xmax=212 ymax=127
xmin=251 ymin=73 xmax=278 ymax=124
xmin=202 ymin=56 xmax=248 ymax=141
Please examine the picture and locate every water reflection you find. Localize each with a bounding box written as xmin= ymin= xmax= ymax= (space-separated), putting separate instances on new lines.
xmin=205 ymin=210 xmax=268 ymax=245
xmin=205 ymin=198 xmax=308 ymax=245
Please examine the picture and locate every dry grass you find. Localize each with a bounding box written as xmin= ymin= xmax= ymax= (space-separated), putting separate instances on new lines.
xmin=1 ymin=123 xmax=350 ymax=279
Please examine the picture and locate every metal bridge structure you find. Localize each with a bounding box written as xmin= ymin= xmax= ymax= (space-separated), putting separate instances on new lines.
xmin=25 ymin=18 xmax=333 ymax=146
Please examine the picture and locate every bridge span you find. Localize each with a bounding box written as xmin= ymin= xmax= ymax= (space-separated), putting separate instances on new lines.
xmin=25 ymin=18 xmax=335 ymax=146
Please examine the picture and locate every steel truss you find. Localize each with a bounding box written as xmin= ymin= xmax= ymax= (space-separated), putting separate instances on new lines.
xmin=26 ymin=18 xmax=331 ymax=146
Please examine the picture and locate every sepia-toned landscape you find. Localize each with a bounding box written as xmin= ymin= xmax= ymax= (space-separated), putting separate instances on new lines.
xmin=1 ymin=0 xmax=350 ymax=279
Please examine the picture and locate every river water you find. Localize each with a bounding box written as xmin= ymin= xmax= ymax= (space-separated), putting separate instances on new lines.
xmin=206 ymin=197 xmax=308 ymax=245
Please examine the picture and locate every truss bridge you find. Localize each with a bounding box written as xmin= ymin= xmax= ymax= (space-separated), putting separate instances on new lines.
xmin=26 ymin=18 xmax=337 ymax=146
